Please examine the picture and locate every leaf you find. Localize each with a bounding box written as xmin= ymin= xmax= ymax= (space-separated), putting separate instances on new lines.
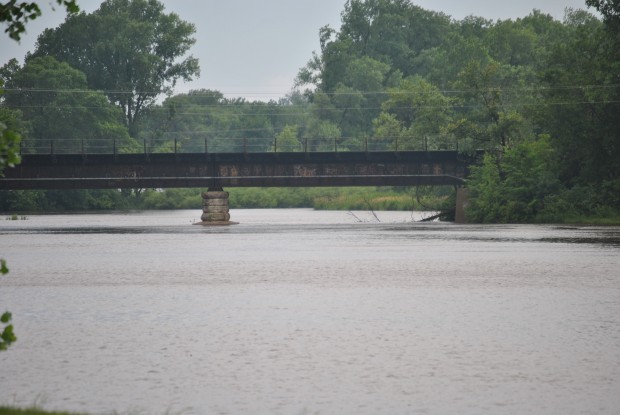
xmin=1 ymin=324 xmax=17 ymax=346
xmin=1 ymin=311 xmax=11 ymax=323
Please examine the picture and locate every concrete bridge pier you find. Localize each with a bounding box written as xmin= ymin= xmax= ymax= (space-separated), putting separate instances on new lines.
xmin=197 ymin=187 xmax=236 ymax=225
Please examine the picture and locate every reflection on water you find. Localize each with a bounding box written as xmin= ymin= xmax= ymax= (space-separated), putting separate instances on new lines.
xmin=1 ymin=209 xmax=620 ymax=415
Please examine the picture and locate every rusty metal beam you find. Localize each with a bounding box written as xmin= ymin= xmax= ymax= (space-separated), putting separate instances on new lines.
xmin=0 ymin=151 xmax=479 ymax=190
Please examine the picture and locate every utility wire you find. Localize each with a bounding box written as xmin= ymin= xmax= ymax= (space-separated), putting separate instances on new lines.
xmin=4 ymin=99 xmax=619 ymax=114
xmin=2 ymin=83 xmax=619 ymax=97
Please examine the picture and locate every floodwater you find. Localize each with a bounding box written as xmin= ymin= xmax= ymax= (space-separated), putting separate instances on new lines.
xmin=1 ymin=209 xmax=619 ymax=415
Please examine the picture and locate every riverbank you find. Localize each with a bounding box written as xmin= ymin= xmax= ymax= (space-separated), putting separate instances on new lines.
xmin=0 ymin=187 xmax=452 ymax=213
xmin=2 ymin=187 xmax=619 ymax=225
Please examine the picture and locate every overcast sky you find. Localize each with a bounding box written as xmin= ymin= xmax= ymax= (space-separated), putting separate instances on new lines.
xmin=1 ymin=0 xmax=593 ymax=100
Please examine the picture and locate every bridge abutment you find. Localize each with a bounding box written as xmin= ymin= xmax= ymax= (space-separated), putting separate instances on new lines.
xmin=196 ymin=188 xmax=236 ymax=226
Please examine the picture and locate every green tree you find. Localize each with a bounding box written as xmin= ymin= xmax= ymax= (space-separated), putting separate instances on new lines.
xmin=297 ymin=25 xmax=354 ymax=93
xmin=0 ymin=101 xmax=21 ymax=171
xmin=466 ymin=136 xmax=561 ymax=222
xmin=297 ymin=0 xmax=451 ymax=142
xmin=516 ymin=10 xmax=569 ymax=72
xmin=337 ymin=0 xmax=452 ymax=77
xmin=303 ymin=119 xmax=341 ymax=151
xmin=464 ymin=153 xmax=503 ymax=222
xmin=539 ymin=9 xmax=619 ymax=188
xmin=1 ymin=259 xmax=16 ymax=350
xmin=137 ymin=90 xmax=288 ymax=154
xmin=484 ymin=19 xmax=538 ymax=66
xmin=413 ymin=31 xmax=491 ymax=88
xmin=0 ymin=90 xmax=19 ymax=352
xmin=372 ymin=112 xmax=404 ymax=150
xmin=2 ymin=56 xmax=134 ymax=154
xmin=586 ymin=0 xmax=620 ymax=28
xmin=452 ymin=60 xmax=534 ymax=149
xmin=0 ymin=109 xmax=18 ymax=348
xmin=137 ymin=90 xmax=229 ymax=153
xmin=373 ymin=76 xmax=452 ymax=150
xmin=0 ymin=0 xmax=78 ymax=40
xmin=274 ymin=125 xmax=300 ymax=152
xmin=32 ymin=0 xmax=200 ymax=135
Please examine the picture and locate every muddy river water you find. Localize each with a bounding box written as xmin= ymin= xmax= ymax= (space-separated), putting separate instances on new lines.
xmin=1 ymin=209 xmax=619 ymax=414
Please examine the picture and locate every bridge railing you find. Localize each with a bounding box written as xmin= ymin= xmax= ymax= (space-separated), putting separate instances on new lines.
xmin=17 ymin=135 xmax=464 ymax=155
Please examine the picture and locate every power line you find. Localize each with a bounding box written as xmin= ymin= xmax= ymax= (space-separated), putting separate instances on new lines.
xmin=2 ymin=83 xmax=619 ymax=97
xmin=4 ymin=99 xmax=619 ymax=115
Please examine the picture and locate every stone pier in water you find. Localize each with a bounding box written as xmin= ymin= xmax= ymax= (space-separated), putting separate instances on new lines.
xmin=196 ymin=187 xmax=237 ymax=225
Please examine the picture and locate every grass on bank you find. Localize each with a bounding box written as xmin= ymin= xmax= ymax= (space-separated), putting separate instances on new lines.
xmin=2 ymin=186 xmax=618 ymax=224
xmin=146 ymin=186 xmax=452 ymax=212
xmin=0 ymin=186 xmax=452 ymax=212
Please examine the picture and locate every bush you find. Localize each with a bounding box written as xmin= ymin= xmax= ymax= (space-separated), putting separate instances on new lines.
xmin=466 ymin=137 xmax=562 ymax=223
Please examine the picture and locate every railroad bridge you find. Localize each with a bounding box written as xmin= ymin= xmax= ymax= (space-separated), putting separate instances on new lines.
xmin=0 ymin=150 xmax=479 ymax=224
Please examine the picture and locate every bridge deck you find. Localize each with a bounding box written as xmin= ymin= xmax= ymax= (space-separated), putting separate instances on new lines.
xmin=0 ymin=151 xmax=478 ymax=190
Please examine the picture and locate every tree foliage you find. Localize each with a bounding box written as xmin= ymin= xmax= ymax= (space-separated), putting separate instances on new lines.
xmin=1 ymin=259 xmax=17 ymax=351
xmin=467 ymin=136 xmax=561 ymax=222
xmin=0 ymin=0 xmax=78 ymax=40
xmin=586 ymin=0 xmax=620 ymax=29
xmin=374 ymin=76 xmax=452 ymax=150
xmin=2 ymin=56 xmax=135 ymax=153
xmin=275 ymin=125 xmax=300 ymax=152
xmin=0 ymin=98 xmax=21 ymax=172
xmin=32 ymin=0 xmax=200 ymax=134
xmin=295 ymin=0 xmax=619 ymax=222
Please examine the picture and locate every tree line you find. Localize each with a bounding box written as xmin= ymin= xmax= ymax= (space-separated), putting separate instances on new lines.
xmin=1 ymin=0 xmax=619 ymax=222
